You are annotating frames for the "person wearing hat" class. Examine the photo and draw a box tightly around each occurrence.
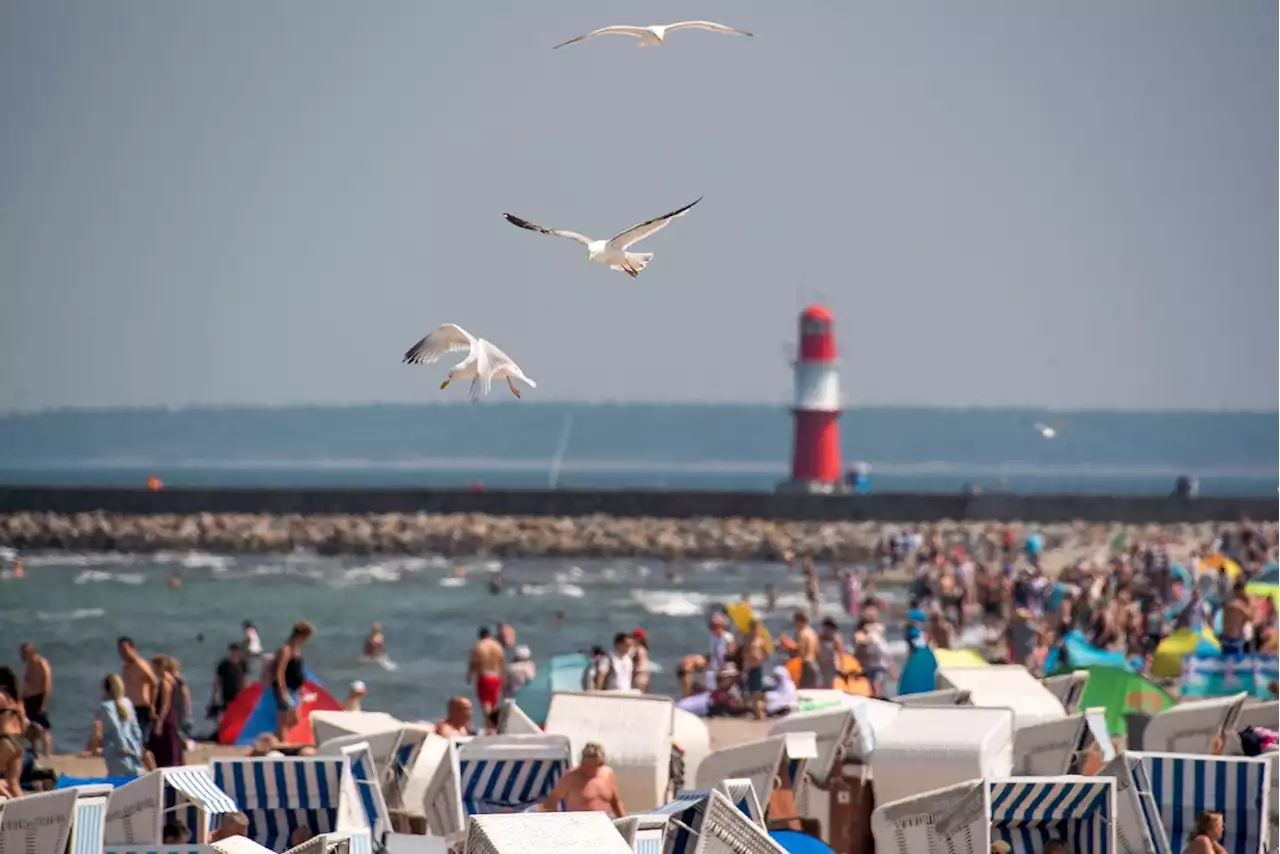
[343,680,367,712]
[539,741,626,817]
[505,645,536,698]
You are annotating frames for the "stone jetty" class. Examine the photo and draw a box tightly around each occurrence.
[0,511,1243,563]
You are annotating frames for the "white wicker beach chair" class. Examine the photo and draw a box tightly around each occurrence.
[1013,707,1115,776]
[104,765,240,845]
[693,735,791,817]
[496,701,542,736]
[0,787,80,854]
[628,788,788,854]
[462,811,634,854]
[937,664,1068,728]
[211,838,281,854]
[1139,692,1249,754]
[1224,700,1280,755]
[311,711,405,745]
[894,687,972,707]
[1043,670,1090,714]
[870,705,1016,806]
[318,724,431,813]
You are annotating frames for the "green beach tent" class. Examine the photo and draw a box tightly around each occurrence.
[1063,664,1175,736]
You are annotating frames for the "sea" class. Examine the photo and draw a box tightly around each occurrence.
[0,402,1275,748]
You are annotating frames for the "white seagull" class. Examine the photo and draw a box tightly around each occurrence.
[553,21,753,50]
[402,323,536,402]
[503,197,702,278]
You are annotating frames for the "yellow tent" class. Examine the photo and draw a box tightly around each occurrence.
[725,601,773,654]
[1152,626,1219,679]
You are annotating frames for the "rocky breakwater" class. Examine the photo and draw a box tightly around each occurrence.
[0,511,1236,564]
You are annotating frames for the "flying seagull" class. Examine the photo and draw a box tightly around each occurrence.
[402,323,536,402]
[553,21,753,50]
[503,197,702,278]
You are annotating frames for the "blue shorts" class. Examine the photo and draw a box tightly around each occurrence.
[745,666,765,693]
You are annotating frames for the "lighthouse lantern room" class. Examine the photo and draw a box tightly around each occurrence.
[781,305,847,493]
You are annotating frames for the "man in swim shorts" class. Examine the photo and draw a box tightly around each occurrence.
[19,643,52,756]
[467,627,506,733]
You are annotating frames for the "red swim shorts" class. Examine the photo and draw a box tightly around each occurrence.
[475,674,503,708]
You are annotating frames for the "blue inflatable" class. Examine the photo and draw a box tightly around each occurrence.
[1045,630,1141,674]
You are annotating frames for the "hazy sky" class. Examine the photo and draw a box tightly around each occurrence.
[1,1,1275,410]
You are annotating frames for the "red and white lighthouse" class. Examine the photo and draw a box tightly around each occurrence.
[784,305,846,493]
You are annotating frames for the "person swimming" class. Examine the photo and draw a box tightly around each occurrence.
[362,623,385,659]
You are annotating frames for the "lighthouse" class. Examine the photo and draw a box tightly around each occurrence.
[782,305,846,493]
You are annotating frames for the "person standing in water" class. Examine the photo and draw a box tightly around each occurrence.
[241,621,263,660]
[467,628,505,733]
[117,637,157,734]
[272,621,313,741]
[362,623,385,659]
[19,643,52,756]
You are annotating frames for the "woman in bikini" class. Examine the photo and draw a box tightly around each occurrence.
[273,621,314,741]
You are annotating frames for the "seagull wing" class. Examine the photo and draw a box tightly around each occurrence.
[607,197,703,250]
[553,25,652,49]
[503,214,592,246]
[663,21,754,37]
[402,323,477,365]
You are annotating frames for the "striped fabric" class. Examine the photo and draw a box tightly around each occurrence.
[1096,753,1172,854]
[987,778,1114,854]
[1136,751,1272,854]
[676,779,764,827]
[646,789,712,854]
[164,767,239,843]
[71,796,107,854]
[459,755,566,813]
[213,758,347,851]
[343,744,391,842]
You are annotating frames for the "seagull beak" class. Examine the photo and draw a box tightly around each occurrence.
[440,380,450,390]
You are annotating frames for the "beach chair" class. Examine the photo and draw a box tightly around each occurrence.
[282,831,372,854]
[319,725,430,813]
[461,810,634,854]
[670,708,711,796]
[1096,752,1173,854]
[66,783,112,854]
[1224,700,1280,755]
[496,701,542,736]
[869,705,1016,806]
[1013,707,1116,776]
[1128,750,1273,854]
[543,692,674,812]
[1134,692,1249,754]
[872,775,1117,854]
[937,664,1068,728]
[211,750,377,852]
[692,735,796,820]
[104,765,241,845]
[625,788,788,854]
[311,711,406,746]
[893,687,972,707]
[422,734,572,836]
[0,786,79,854]
[211,839,281,854]
[674,778,767,828]
[1043,670,1090,714]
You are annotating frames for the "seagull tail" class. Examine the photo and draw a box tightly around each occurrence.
[622,252,653,276]
[523,376,537,388]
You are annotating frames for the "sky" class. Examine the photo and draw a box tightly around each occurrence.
[0,1,1275,411]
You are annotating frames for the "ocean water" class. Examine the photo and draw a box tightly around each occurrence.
[0,403,1275,494]
[0,550,942,750]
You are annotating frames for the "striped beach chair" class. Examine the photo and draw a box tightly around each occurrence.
[1096,752,1173,854]
[211,839,280,854]
[105,765,240,845]
[0,786,79,854]
[1013,707,1116,776]
[676,778,766,827]
[318,723,431,813]
[628,788,788,854]
[462,810,633,854]
[423,734,572,835]
[873,775,1117,854]
[69,783,112,854]
[212,752,375,852]
[1132,750,1273,854]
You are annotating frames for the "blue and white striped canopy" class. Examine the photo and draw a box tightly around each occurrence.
[988,778,1113,854]
[1138,751,1272,854]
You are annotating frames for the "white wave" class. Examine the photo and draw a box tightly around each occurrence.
[517,582,585,599]
[23,553,141,568]
[439,577,467,587]
[630,589,711,617]
[73,569,146,585]
[37,608,106,622]
[0,547,16,561]
[330,563,404,588]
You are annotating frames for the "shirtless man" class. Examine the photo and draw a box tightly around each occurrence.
[740,621,769,719]
[435,696,474,739]
[117,636,157,733]
[19,643,52,756]
[1220,580,1253,655]
[362,623,385,659]
[467,627,506,733]
[539,741,626,816]
[788,611,822,689]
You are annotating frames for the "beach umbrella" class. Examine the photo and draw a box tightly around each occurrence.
[769,830,836,854]
[217,667,342,746]
[512,652,589,726]
[1152,627,1220,679]
[1065,664,1175,735]
[1199,553,1243,580]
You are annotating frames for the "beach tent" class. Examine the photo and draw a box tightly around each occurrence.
[1152,627,1220,679]
[543,692,674,812]
[872,776,1117,854]
[1096,753,1172,854]
[211,746,381,852]
[1042,670,1090,713]
[625,788,788,854]
[219,667,343,746]
[1012,707,1115,776]
[1181,652,1280,700]
[896,645,987,696]
[1067,664,1176,737]
[510,654,589,727]
[1130,751,1273,854]
[462,811,633,854]
[1045,630,1142,674]
[104,765,240,845]
[936,664,1067,729]
[0,786,79,854]
[421,733,572,837]
[894,687,970,707]
[1135,693,1248,755]
[869,706,1015,806]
